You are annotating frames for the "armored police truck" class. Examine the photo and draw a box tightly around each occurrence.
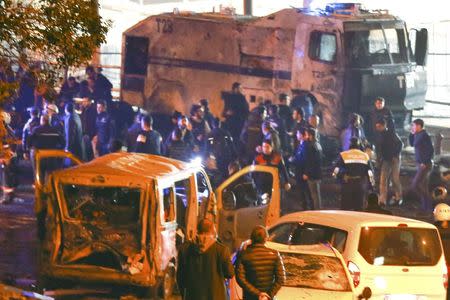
[121,3,427,137]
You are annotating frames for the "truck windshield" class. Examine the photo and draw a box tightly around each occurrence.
[62,184,141,226]
[344,22,409,67]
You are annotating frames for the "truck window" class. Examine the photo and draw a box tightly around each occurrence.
[175,179,191,229]
[124,36,149,75]
[162,187,175,223]
[62,184,141,226]
[309,31,337,63]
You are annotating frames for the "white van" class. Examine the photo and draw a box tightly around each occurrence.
[267,211,447,300]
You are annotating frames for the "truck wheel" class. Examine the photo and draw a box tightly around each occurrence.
[159,265,176,299]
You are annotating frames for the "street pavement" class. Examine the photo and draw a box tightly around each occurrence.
[1,128,449,298]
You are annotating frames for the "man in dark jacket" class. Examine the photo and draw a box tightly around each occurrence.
[79,97,97,160]
[22,106,40,159]
[375,119,403,206]
[369,97,395,141]
[134,115,162,155]
[235,225,285,300]
[177,219,234,300]
[223,82,249,142]
[303,128,323,209]
[94,100,115,156]
[333,137,375,211]
[409,118,434,211]
[64,102,84,160]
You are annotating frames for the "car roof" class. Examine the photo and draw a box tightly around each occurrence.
[275,210,436,230]
[52,152,199,181]
[267,241,342,258]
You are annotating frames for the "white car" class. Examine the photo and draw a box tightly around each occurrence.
[230,242,371,300]
[267,211,447,300]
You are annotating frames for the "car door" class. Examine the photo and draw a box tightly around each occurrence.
[216,165,280,250]
[33,149,82,263]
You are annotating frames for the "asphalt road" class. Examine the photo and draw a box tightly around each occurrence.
[2,125,450,299]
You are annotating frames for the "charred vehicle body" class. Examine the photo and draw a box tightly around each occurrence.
[34,150,281,296]
[121,3,428,138]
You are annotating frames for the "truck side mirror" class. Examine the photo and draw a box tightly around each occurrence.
[410,28,428,66]
[358,287,372,299]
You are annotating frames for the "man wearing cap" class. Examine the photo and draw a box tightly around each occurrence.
[333,137,375,210]
[177,218,234,300]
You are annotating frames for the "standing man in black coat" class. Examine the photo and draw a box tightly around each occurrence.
[133,115,162,155]
[177,219,234,300]
[93,100,115,157]
[64,102,84,160]
[409,118,434,211]
[235,225,285,300]
[223,82,249,143]
[375,119,403,206]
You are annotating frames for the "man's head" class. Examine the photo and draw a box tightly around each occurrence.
[141,115,153,130]
[171,110,182,125]
[261,139,273,155]
[199,98,209,110]
[412,118,424,134]
[81,97,92,108]
[96,100,106,114]
[278,93,289,105]
[268,104,278,117]
[85,65,96,79]
[228,160,241,176]
[349,113,362,127]
[67,76,76,88]
[306,128,317,141]
[367,192,379,207]
[375,118,387,132]
[374,97,385,110]
[190,104,204,119]
[292,107,305,121]
[250,225,268,244]
[232,82,242,94]
[197,218,216,252]
[178,115,189,129]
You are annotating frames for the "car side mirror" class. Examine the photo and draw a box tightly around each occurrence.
[358,287,372,299]
[222,189,236,210]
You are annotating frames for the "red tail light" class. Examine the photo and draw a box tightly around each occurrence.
[348,261,361,287]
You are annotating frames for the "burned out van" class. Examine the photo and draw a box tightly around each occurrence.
[33,150,281,297]
[121,3,428,138]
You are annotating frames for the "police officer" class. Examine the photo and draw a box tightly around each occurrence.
[333,137,374,211]
[93,100,115,157]
[134,115,162,155]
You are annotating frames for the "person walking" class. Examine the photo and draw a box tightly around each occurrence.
[235,225,285,300]
[375,119,403,206]
[303,128,323,209]
[134,115,162,155]
[409,118,434,211]
[177,218,234,300]
[333,137,375,211]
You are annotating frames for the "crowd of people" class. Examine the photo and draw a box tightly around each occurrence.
[0,64,436,213]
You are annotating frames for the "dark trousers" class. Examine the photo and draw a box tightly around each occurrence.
[341,178,368,211]
[411,163,432,211]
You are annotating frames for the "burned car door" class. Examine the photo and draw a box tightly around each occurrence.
[216,165,280,250]
[33,150,82,266]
